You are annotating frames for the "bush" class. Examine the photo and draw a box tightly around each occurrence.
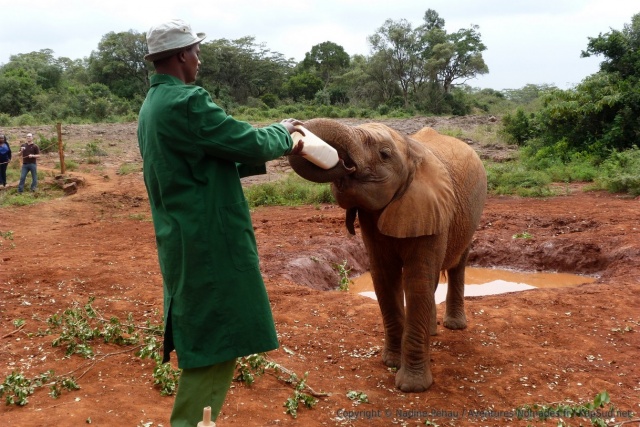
[501,108,532,145]
[246,97,268,110]
[357,108,374,118]
[84,140,108,157]
[261,94,279,108]
[544,152,600,183]
[520,138,572,168]
[595,146,640,195]
[279,105,300,115]
[313,90,331,106]
[55,160,78,171]
[36,134,60,154]
[0,113,11,126]
[377,104,391,116]
[15,114,37,126]
[485,161,553,197]
[316,105,339,118]
[387,109,410,118]
[344,107,358,118]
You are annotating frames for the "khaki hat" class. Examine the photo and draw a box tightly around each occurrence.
[144,18,206,62]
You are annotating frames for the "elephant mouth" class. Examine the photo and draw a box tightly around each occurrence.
[334,176,348,193]
[286,118,359,184]
[334,166,389,196]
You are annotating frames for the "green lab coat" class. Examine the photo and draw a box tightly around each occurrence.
[137,74,292,369]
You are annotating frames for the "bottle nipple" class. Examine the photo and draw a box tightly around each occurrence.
[197,406,216,427]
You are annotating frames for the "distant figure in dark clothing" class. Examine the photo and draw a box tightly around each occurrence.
[0,134,11,187]
[18,133,40,193]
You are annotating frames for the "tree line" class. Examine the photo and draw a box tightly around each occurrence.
[0,9,493,124]
[495,12,640,196]
[501,12,640,156]
[1,8,638,190]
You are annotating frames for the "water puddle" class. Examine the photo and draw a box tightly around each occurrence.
[349,267,597,303]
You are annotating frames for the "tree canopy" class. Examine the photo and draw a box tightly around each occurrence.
[367,9,488,108]
[0,9,495,122]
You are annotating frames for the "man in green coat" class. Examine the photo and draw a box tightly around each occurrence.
[138,19,304,427]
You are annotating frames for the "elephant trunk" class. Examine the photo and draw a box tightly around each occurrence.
[288,156,354,183]
[288,118,356,183]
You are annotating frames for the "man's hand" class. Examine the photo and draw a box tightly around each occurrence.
[280,118,305,135]
[281,118,305,155]
[289,139,304,155]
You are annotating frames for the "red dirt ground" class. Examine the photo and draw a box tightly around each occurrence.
[0,118,638,427]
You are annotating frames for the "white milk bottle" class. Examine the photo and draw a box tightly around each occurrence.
[291,126,339,169]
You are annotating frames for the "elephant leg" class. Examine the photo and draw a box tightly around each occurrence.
[444,247,469,330]
[370,255,404,369]
[395,264,439,393]
[430,281,439,336]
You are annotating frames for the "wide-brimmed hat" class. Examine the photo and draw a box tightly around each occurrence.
[144,19,206,62]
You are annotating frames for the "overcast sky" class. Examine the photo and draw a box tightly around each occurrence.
[1,0,638,91]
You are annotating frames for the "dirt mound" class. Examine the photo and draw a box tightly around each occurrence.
[0,118,638,427]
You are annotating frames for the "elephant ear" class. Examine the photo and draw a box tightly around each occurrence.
[377,146,455,238]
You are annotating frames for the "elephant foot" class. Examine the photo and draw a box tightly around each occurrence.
[443,312,467,330]
[430,320,438,336]
[395,366,433,393]
[382,348,401,369]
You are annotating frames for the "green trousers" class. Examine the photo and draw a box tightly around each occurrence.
[170,359,237,427]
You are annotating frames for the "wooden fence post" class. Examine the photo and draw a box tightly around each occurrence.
[57,123,65,174]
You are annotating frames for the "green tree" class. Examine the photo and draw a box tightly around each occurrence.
[283,71,323,102]
[301,41,350,88]
[366,9,487,111]
[0,49,67,116]
[198,37,291,105]
[529,13,640,155]
[502,84,557,105]
[88,30,149,101]
[582,13,640,79]
[0,67,41,116]
[427,25,488,93]
[2,50,64,90]
[330,54,392,108]
[419,9,488,93]
[368,18,426,108]
[58,57,92,87]
[501,108,532,145]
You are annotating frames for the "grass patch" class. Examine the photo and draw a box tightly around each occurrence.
[244,173,333,208]
[84,140,109,157]
[117,162,142,175]
[485,161,554,197]
[81,140,109,166]
[85,156,102,165]
[438,127,465,139]
[54,160,79,171]
[0,186,64,207]
[468,123,507,146]
[128,213,151,221]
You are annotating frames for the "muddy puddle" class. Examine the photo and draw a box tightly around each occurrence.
[350,267,597,303]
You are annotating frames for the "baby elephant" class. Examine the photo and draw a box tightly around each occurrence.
[289,119,487,392]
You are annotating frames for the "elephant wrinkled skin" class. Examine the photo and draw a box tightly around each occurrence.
[289,118,487,392]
